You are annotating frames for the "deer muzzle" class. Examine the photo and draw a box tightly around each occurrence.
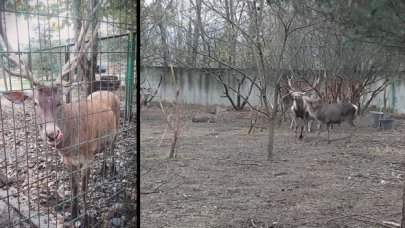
[45,127,63,146]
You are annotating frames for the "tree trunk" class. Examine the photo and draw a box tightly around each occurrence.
[72,0,82,41]
[191,0,202,67]
[267,83,279,160]
[87,0,99,95]
[267,118,275,160]
[187,18,193,65]
[402,171,405,228]
[169,130,178,158]
[158,23,169,68]
[72,0,86,97]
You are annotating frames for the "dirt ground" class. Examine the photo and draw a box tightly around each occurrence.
[141,104,405,228]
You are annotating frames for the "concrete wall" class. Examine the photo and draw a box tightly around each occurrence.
[367,73,405,113]
[142,66,405,113]
[141,66,265,106]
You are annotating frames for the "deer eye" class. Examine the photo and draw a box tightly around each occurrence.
[34,102,38,106]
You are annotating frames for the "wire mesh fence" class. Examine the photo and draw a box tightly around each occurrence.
[0,0,137,227]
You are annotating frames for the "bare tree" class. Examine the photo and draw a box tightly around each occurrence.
[290,32,396,114]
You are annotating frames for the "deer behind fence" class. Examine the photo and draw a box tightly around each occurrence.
[3,87,120,223]
[0,4,120,225]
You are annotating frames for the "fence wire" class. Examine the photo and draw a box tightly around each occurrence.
[0,1,137,227]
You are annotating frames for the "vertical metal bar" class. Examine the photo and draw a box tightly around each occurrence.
[136,0,141,225]
[23,0,33,224]
[125,32,136,120]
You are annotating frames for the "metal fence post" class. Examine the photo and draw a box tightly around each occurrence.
[125,32,136,120]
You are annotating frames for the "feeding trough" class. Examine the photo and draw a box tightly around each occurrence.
[369,111,384,128]
[379,119,394,130]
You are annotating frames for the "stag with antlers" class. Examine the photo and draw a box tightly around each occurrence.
[0,2,119,226]
[286,76,319,139]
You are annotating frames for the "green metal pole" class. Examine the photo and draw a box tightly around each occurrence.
[125,32,136,120]
[391,77,396,112]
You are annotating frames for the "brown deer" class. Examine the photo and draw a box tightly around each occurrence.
[3,87,120,222]
[0,4,118,225]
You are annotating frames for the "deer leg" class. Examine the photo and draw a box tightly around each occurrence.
[307,119,312,133]
[317,122,322,137]
[81,167,90,227]
[101,144,110,178]
[290,116,296,131]
[327,123,331,144]
[101,137,118,178]
[71,171,79,222]
[109,139,117,176]
[290,118,294,130]
[294,120,300,138]
[101,158,108,179]
[299,120,304,140]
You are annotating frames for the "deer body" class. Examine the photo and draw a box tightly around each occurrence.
[3,86,120,225]
[290,92,316,139]
[56,91,119,168]
[304,97,357,143]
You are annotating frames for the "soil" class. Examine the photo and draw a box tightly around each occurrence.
[141,104,404,228]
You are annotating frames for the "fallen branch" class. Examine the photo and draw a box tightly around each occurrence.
[141,173,176,194]
[325,213,398,228]
[228,159,263,166]
[142,166,174,194]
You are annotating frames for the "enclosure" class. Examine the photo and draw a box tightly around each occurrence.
[141,104,404,227]
[0,0,137,227]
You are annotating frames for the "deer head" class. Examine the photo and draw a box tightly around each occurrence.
[2,86,71,147]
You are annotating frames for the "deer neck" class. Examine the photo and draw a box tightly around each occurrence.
[306,103,319,119]
[56,102,85,149]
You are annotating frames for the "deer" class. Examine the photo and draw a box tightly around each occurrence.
[279,89,294,122]
[3,88,120,223]
[0,2,118,225]
[303,97,357,143]
[289,91,315,139]
[286,76,318,139]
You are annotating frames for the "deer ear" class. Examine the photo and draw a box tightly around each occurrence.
[2,91,32,104]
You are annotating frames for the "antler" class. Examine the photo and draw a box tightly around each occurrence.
[287,75,296,92]
[0,1,104,88]
[313,74,321,90]
[0,12,43,87]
